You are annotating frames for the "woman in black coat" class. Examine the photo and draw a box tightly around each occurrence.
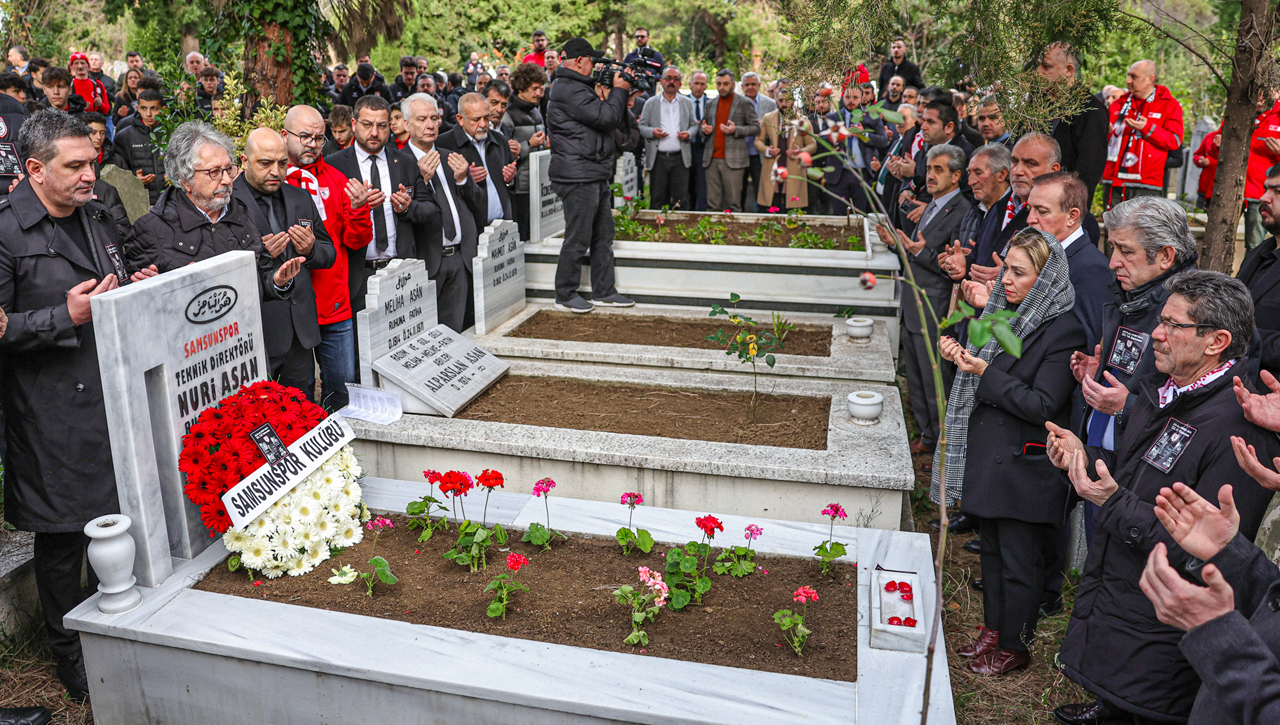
[933,228,1087,675]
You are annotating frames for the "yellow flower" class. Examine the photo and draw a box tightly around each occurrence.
[749,343,759,357]
[747,334,757,342]
[730,316,741,325]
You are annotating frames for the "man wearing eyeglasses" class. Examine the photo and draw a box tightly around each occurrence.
[1046,269,1280,725]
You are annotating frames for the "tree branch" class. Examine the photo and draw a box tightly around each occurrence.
[1143,1,1230,59]
[1121,9,1230,91]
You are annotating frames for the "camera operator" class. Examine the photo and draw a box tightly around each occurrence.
[545,37,636,313]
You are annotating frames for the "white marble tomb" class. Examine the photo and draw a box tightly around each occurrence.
[528,150,565,242]
[471,219,527,335]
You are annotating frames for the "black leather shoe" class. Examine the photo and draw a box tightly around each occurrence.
[0,707,51,725]
[1053,701,1111,725]
[971,578,984,592]
[962,538,982,554]
[1040,596,1065,618]
[928,512,978,534]
[56,651,89,703]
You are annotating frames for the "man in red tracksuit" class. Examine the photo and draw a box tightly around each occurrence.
[1245,93,1280,250]
[281,104,373,411]
[1192,127,1220,211]
[67,52,110,115]
[1101,59,1183,210]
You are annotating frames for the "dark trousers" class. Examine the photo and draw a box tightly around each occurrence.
[514,192,531,241]
[433,249,470,332]
[902,327,954,449]
[650,152,690,210]
[742,153,763,212]
[690,143,707,210]
[34,531,96,661]
[829,167,871,212]
[978,517,1059,652]
[1102,183,1160,211]
[269,335,317,403]
[551,180,618,303]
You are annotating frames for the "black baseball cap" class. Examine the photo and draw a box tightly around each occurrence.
[561,38,605,60]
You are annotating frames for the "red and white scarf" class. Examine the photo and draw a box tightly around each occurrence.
[1157,359,1235,408]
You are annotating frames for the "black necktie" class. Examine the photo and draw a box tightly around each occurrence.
[368,155,388,253]
[264,195,283,235]
[432,173,457,244]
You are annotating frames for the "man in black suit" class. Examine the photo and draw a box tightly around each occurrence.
[436,91,516,234]
[895,99,974,237]
[825,84,888,212]
[879,143,972,458]
[1039,43,1109,199]
[327,94,434,318]
[233,128,336,400]
[1237,163,1280,372]
[401,93,483,331]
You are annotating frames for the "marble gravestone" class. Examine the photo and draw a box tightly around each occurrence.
[356,258,438,387]
[472,219,526,335]
[93,251,268,588]
[613,153,639,209]
[528,150,564,242]
[99,163,151,223]
[372,324,509,417]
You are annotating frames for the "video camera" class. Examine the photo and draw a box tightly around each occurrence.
[590,47,662,94]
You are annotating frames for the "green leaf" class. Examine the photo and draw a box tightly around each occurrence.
[828,542,847,559]
[617,527,636,546]
[670,589,691,611]
[227,555,241,572]
[493,524,508,545]
[680,557,697,574]
[774,609,794,625]
[637,529,654,553]
[713,562,730,575]
[624,630,645,646]
[878,108,905,124]
[968,319,992,348]
[474,527,490,543]
[729,293,741,303]
[806,168,825,180]
[695,576,712,595]
[940,308,967,328]
[417,528,434,543]
[376,568,398,585]
[633,612,647,623]
[958,300,975,316]
[486,600,506,618]
[406,500,427,516]
[993,321,1023,358]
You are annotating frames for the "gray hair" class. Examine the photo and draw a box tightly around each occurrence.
[164,121,236,186]
[1163,270,1254,360]
[971,142,1012,178]
[661,65,681,78]
[185,51,204,63]
[1103,196,1197,264]
[401,92,438,117]
[1015,132,1062,166]
[927,143,967,174]
[742,71,760,82]
[19,109,91,165]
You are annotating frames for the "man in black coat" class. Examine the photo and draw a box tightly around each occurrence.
[880,143,971,457]
[1048,269,1280,725]
[338,63,392,108]
[402,93,480,331]
[0,110,160,704]
[388,56,418,103]
[108,89,166,204]
[233,128,336,400]
[1026,172,1111,349]
[825,84,889,212]
[1039,43,1109,198]
[327,95,434,318]
[878,38,924,96]
[1236,163,1280,372]
[436,91,516,234]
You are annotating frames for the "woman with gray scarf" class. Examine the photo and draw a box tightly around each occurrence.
[931,228,1087,676]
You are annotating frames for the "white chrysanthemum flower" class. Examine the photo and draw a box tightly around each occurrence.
[335,521,363,547]
[285,558,310,577]
[223,528,251,552]
[294,501,322,524]
[328,564,358,584]
[273,531,299,554]
[261,566,286,580]
[240,537,271,571]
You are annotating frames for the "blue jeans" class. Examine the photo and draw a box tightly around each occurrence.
[316,318,355,412]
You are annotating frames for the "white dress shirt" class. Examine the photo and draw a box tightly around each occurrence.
[1059,225,1085,251]
[471,135,504,224]
[408,142,463,247]
[358,146,397,259]
[657,95,682,153]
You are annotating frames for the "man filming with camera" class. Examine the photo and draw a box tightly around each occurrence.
[545,37,636,313]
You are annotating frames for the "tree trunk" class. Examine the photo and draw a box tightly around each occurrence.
[702,11,728,63]
[1201,0,1278,272]
[244,22,297,110]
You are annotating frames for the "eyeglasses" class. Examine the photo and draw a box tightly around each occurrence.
[357,120,391,132]
[1157,316,1215,332]
[284,128,325,146]
[192,165,239,181]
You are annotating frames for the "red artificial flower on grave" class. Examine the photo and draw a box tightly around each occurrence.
[478,469,505,489]
[695,515,724,538]
[179,381,329,536]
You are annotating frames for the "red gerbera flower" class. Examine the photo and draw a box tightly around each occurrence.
[200,502,232,534]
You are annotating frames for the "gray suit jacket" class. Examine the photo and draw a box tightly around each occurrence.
[901,191,972,335]
[639,93,698,169]
[700,93,761,170]
[745,94,777,152]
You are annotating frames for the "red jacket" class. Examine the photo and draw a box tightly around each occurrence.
[1247,100,1280,200]
[1193,128,1220,199]
[1103,84,1184,190]
[71,77,110,115]
[286,156,372,325]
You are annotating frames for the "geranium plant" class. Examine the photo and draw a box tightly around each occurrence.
[522,478,566,550]
[358,516,397,597]
[485,552,530,619]
[477,469,505,527]
[815,503,849,575]
[438,470,474,521]
[406,469,451,542]
[714,523,762,578]
[665,514,723,610]
[616,492,654,555]
[612,566,669,646]
[774,586,818,656]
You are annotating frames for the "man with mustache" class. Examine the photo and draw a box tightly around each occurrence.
[124,120,305,297]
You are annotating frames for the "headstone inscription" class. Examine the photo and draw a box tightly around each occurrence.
[472,219,526,335]
[372,324,510,417]
[93,251,268,587]
[528,150,564,242]
[99,164,151,223]
[355,258,440,416]
[613,153,639,209]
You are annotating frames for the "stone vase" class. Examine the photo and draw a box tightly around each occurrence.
[84,514,143,615]
[847,391,884,425]
[845,317,874,342]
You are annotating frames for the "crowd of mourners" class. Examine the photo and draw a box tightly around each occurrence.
[0,28,1279,725]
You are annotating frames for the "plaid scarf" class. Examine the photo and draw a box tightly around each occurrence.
[930,229,1076,506]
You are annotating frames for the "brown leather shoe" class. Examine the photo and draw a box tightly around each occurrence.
[1053,701,1111,725]
[968,648,1030,675]
[957,628,999,658]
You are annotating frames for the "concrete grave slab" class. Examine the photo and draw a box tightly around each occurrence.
[471,219,526,335]
[355,258,437,386]
[528,150,564,242]
[371,324,510,417]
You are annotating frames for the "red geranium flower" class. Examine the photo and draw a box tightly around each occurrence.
[507,552,529,572]
[424,470,443,485]
[439,471,474,497]
[695,515,724,538]
[478,469,505,489]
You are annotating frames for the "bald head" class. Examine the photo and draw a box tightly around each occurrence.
[1126,60,1157,98]
[241,127,289,195]
[283,104,325,166]
[244,127,285,158]
[456,91,490,141]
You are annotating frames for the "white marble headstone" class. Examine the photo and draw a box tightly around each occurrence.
[528,151,564,242]
[93,251,268,588]
[371,324,509,417]
[613,152,639,209]
[472,220,525,335]
[356,258,438,387]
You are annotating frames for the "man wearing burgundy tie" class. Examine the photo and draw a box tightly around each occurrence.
[403,93,483,332]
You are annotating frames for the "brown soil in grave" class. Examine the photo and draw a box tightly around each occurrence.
[196,518,857,682]
[633,219,864,251]
[507,310,833,357]
[457,376,830,450]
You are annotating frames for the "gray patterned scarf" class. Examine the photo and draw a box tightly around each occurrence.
[930,229,1076,506]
